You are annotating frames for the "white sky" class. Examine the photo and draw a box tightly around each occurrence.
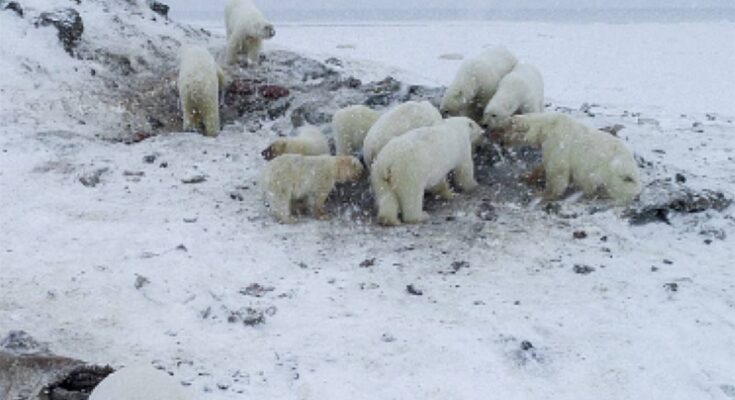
[173,0,734,12]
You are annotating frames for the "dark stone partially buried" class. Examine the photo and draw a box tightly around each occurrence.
[4,1,23,17]
[36,9,84,55]
[148,1,169,18]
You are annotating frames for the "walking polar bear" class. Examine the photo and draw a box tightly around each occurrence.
[262,154,364,224]
[501,113,641,205]
[371,117,483,226]
[362,101,442,168]
[261,125,329,160]
[178,45,225,137]
[481,63,544,130]
[332,105,381,156]
[225,0,275,65]
[440,47,518,122]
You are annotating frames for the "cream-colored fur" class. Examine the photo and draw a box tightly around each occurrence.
[362,101,442,168]
[178,45,224,137]
[371,117,483,226]
[482,63,544,130]
[261,125,330,160]
[505,113,641,205]
[439,47,518,122]
[225,0,275,65]
[262,154,364,223]
[332,105,380,156]
[89,366,191,400]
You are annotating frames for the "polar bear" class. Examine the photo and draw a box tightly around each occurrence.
[261,125,330,160]
[225,0,275,65]
[481,63,544,130]
[440,47,518,122]
[178,45,225,137]
[332,105,381,156]
[89,365,191,400]
[501,113,641,205]
[262,154,364,223]
[371,117,483,226]
[362,101,442,168]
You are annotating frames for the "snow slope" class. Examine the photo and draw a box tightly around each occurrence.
[2,3,735,400]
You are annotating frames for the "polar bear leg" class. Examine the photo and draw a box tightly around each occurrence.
[225,37,241,65]
[452,158,478,191]
[181,97,198,132]
[397,183,429,224]
[543,163,570,200]
[372,173,401,226]
[270,195,296,224]
[246,38,262,65]
[308,189,330,220]
[202,104,220,137]
[430,179,454,200]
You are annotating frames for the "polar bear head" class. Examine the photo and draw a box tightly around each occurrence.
[335,156,365,183]
[443,117,484,148]
[261,139,288,160]
[440,85,473,118]
[480,104,512,131]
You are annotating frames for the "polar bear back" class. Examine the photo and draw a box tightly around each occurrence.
[373,117,477,189]
[225,0,266,38]
[332,105,380,155]
[178,45,219,97]
[89,366,191,400]
[362,101,442,168]
[262,154,339,199]
[440,47,518,120]
[482,63,545,128]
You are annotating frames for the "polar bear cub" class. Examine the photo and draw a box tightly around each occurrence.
[261,125,330,160]
[178,45,225,137]
[262,154,364,224]
[440,47,518,122]
[225,0,275,65]
[89,365,191,400]
[481,63,544,130]
[371,117,483,226]
[362,101,442,168]
[332,105,381,156]
[503,113,641,205]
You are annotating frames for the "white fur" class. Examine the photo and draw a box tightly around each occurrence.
[506,113,641,205]
[89,366,191,400]
[262,125,329,160]
[177,45,224,137]
[482,63,544,129]
[440,47,518,122]
[371,117,483,226]
[225,0,275,65]
[362,101,442,168]
[262,154,364,223]
[332,105,380,156]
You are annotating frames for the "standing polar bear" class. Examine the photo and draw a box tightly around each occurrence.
[89,365,191,400]
[332,105,381,156]
[362,101,442,168]
[262,154,364,224]
[501,113,641,205]
[481,63,544,130]
[178,45,225,137]
[371,117,483,226]
[440,47,518,122]
[225,0,275,65]
[261,125,330,160]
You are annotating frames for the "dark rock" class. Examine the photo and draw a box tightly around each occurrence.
[36,9,84,55]
[134,275,150,289]
[359,258,376,268]
[341,76,362,89]
[239,283,275,298]
[520,341,534,351]
[324,57,343,67]
[290,101,331,127]
[229,192,244,201]
[4,1,23,17]
[626,187,731,225]
[573,264,595,275]
[600,124,625,136]
[79,168,109,188]
[675,173,686,183]
[1,331,50,355]
[663,282,678,292]
[406,284,423,296]
[476,202,497,221]
[258,85,290,100]
[573,230,588,239]
[148,1,169,18]
[146,115,165,130]
[181,175,206,184]
[142,154,157,164]
[267,97,291,120]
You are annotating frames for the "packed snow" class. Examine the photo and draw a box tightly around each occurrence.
[1,1,734,399]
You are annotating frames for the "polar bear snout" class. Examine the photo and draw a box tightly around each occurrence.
[262,24,275,39]
[261,141,285,160]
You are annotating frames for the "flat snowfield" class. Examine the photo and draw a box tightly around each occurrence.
[2,17,735,400]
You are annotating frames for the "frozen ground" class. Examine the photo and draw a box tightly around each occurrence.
[2,3,735,399]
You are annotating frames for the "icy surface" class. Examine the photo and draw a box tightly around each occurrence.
[1,2,735,399]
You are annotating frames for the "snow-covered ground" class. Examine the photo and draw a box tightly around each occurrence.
[2,3,735,399]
